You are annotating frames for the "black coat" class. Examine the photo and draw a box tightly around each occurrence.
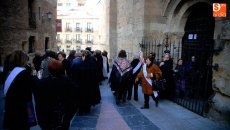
[131,59,142,79]
[3,70,35,129]
[109,64,132,92]
[78,57,101,107]
[34,75,78,129]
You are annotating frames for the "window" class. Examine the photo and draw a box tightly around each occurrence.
[76,23,81,32]
[76,23,80,28]
[66,23,71,32]
[76,34,81,43]
[38,7,41,20]
[66,23,71,29]
[87,34,91,41]
[188,34,197,40]
[87,22,91,28]
[66,3,71,6]
[21,41,27,52]
[86,22,93,32]
[45,37,49,51]
[28,36,35,53]
[58,3,63,6]
[76,34,81,40]
[66,34,71,41]
[57,34,61,40]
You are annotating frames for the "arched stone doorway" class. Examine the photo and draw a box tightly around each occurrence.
[176,2,215,115]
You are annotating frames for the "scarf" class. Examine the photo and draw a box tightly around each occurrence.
[114,58,132,76]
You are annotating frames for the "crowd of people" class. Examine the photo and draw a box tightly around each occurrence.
[108,49,200,109]
[1,48,199,129]
[1,48,108,130]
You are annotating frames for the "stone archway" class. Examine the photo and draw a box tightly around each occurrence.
[182,2,214,99]
[164,1,215,116]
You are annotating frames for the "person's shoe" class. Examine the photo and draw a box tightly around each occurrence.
[140,106,149,109]
[116,100,120,105]
[155,100,159,107]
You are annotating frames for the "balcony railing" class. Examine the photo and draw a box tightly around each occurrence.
[75,39,82,43]
[65,28,72,32]
[76,27,82,32]
[85,39,93,44]
[85,28,93,33]
[65,39,72,44]
[57,39,62,43]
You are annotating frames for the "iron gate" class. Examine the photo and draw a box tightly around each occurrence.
[140,37,213,116]
[140,3,215,116]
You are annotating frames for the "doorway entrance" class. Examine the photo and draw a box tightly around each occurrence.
[176,3,215,116]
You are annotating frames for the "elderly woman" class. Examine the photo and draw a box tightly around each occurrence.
[3,50,36,130]
[127,52,142,101]
[135,55,162,109]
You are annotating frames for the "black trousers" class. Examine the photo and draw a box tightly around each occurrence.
[127,80,139,100]
[143,94,158,107]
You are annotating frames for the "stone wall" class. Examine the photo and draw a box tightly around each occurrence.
[0,0,57,64]
[112,0,145,60]
[209,16,230,124]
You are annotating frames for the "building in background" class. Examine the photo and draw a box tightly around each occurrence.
[0,0,57,64]
[56,0,104,55]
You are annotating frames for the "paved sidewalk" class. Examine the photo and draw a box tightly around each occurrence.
[68,79,230,130]
[95,102,130,130]
[19,79,230,130]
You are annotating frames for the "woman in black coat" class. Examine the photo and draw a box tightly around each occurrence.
[34,59,78,130]
[3,50,36,130]
[127,53,142,101]
[109,50,132,104]
[77,50,101,113]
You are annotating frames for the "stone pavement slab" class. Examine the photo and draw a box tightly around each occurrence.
[96,102,130,130]
[2,79,230,130]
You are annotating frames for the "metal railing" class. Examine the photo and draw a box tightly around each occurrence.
[140,37,213,116]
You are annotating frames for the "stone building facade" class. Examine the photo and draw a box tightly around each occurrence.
[0,0,57,64]
[102,0,230,125]
[57,0,104,55]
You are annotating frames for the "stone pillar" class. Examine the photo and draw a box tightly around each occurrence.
[208,17,230,125]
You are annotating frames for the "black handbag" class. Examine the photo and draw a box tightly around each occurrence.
[152,79,166,91]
